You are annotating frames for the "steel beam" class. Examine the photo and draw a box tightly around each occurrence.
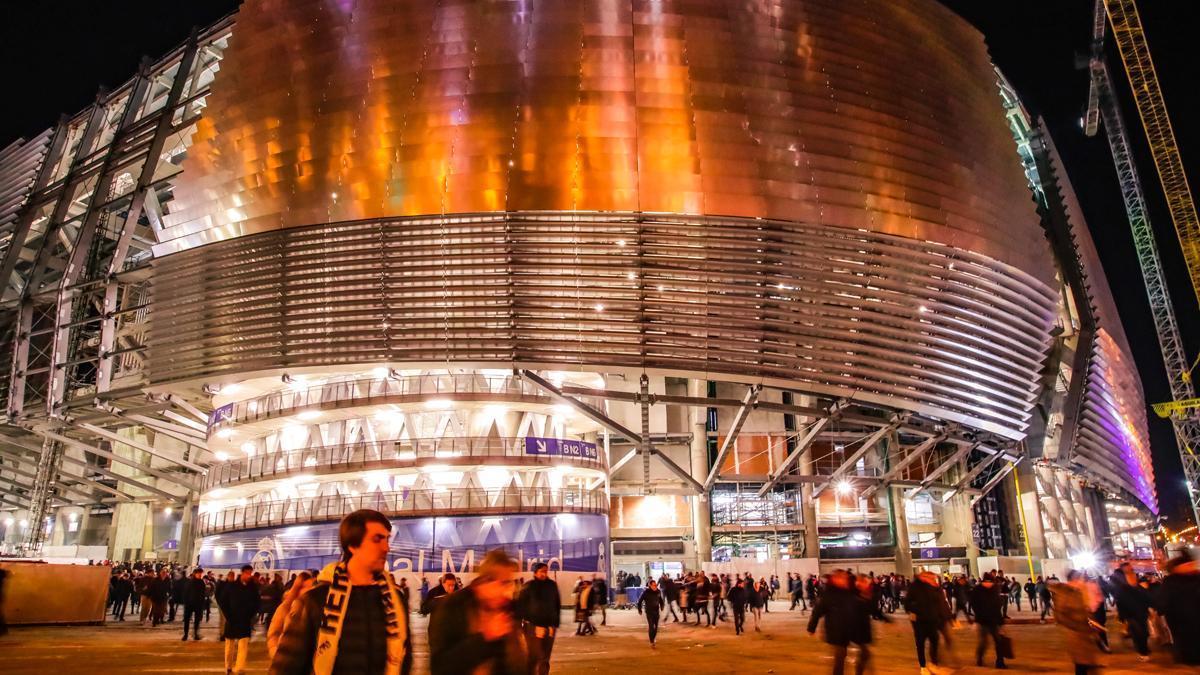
[704,384,761,489]
[37,430,197,492]
[906,441,981,498]
[0,454,99,502]
[520,370,702,492]
[757,403,842,497]
[0,438,137,501]
[165,394,211,425]
[970,458,1023,507]
[813,414,907,498]
[861,430,950,499]
[76,422,206,473]
[941,448,1010,502]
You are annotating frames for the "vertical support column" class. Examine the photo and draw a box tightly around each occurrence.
[891,485,914,576]
[639,374,651,491]
[23,437,62,552]
[799,447,819,560]
[179,493,196,565]
[688,379,711,565]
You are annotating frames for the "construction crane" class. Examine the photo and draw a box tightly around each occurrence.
[1085,0,1200,527]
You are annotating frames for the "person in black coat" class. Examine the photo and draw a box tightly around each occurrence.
[970,573,1007,669]
[728,578,749,635]
[110,573,134,621]
[420,573,457,616]
[217,565,261,675]
[637,579,666,646]
[170,571,187,622]
[660,575,681,622]
[807,570,872,675]
[517,563,561,675]
[149,570,171,626]
[905,571,952,672]
[1159,554,1200,665]
[1111,563,1152,659]
[181,567,209,641]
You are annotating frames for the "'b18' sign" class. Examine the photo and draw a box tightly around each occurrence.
[524,437,599,460]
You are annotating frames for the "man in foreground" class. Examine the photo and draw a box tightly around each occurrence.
[518,562,561,675]
[269,509,411,675]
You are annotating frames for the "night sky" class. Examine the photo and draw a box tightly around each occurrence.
[2,1,1198,527]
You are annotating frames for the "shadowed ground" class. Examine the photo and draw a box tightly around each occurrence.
[1,601,1192,673]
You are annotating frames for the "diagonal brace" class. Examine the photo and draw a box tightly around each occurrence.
[813,414,907,498]
[704,384,761,489]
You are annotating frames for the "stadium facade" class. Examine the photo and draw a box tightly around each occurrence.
[0,0,1157,577]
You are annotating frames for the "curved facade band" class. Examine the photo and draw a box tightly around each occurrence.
[149,211,1056,439]
[157,0,1053,291]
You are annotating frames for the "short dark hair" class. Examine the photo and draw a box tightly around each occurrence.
[532,562,548,573]
[240,564,254,572]
[339,509,393,561]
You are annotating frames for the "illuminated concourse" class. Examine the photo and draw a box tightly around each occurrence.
[0,0,1179,659]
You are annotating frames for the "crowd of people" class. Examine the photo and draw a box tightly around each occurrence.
[77,518,1200,675]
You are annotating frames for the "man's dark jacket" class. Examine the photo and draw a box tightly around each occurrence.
[182,577,209,609]
[807,584,870,647]
[517,577,561,628]
[217,579,261,639]
[969,582,1005,626]
[268,581,413,675]
[428,583,525,675]
[904,579,950,626]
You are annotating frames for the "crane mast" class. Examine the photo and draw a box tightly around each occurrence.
[1087,0,1200,527]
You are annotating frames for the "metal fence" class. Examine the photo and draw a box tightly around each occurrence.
[196,486,608,537]
[201,437,607,491]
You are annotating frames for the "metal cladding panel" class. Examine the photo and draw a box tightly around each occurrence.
[156,0,1053,288]
[1038,130,1156,514]
[148,211,1057,439]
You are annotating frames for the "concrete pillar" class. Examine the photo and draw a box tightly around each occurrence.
[688,380,712,565]
[891,486,913,577]
[799,449,820,560]
[179,494,197,565]
[111,501,149,561]
[942,493,979,575]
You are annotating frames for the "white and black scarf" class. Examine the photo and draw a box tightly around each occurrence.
[313,561,407,675]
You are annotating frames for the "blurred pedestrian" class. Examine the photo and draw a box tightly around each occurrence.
[905,570,952,675]
[807,569,872,675]
[266,570,312,660]
[428,548,525,675]
[729,577,749,635]
[970,572,1008,669]
[421,573,457,617]
[1051,571,1106,675]
[218,565,261,675]
[1111,562,1151,661]
[1159,554,1200,665]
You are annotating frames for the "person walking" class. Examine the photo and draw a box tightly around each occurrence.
[591,575,608,627]
[729,577,749,635]
[1051,571,1106,675]
[807,569,872,675]
[1038,577,1053,622]
[661,575,681,623]
[181,567,209,641]
[970,572,1008,669]
[260,572,284,625]
[136,572,154,624]
[150,569,171,626]
[637,578,666,647]
[269,509,411,675]
[518,562,561,675]
[573,579,598,635]
[748,577,765,632]
[693,574,711,626]
[1024,578,1036,612]
[1158,553,1200,665]
[170,570,187,622]
[111,572,133,621]
[420,572,458,617]
[218,565,261,675]
[1111,562,1151,661]
[905,570,952,675]
[266,571,313,660]
[428,548,526,675]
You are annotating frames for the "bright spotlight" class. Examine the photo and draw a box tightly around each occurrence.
[214,451,230,462]
[1071,550,1098,570]
[835,480,854,496]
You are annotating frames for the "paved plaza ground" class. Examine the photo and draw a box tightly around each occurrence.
[1,601,1194,673]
